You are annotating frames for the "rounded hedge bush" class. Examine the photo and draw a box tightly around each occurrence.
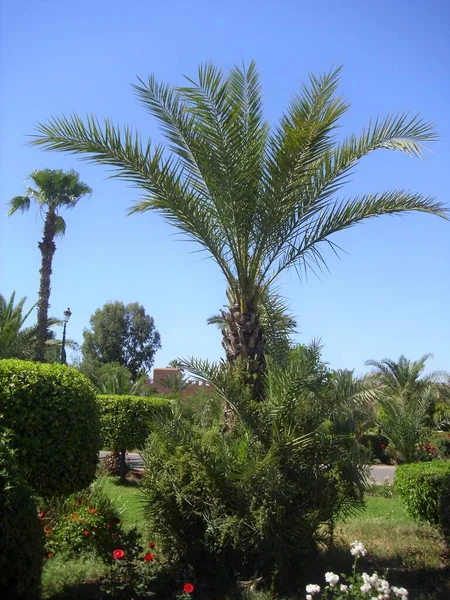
[0,429,44,599]
[98,394,171,452]
[98,394,171,482]
[395,461,450,538]
[0,360,100,497]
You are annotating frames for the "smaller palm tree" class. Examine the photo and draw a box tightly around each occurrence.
[0,292,37,359]
[365,354,448,462]
[8,169,92,361]
[0,292,60,360]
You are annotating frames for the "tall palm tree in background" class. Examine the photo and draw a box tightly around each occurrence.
[30,63,447,393]
[8,169,92,361]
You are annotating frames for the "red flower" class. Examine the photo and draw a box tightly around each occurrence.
[144,553,154,562]
[106,523,111,529]
[39,511,46,519]
[381,444,386,449]
[44,529,52,535]
[89,508,97,515]
[183,583,194,594]
[113,549,125,560]
[149,542,155,548]
[83,530,90,536]
[46,552,54,559]
[113,517,121,524]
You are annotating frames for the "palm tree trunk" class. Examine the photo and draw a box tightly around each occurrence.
[35,208,57,362]
[221,299,266,399]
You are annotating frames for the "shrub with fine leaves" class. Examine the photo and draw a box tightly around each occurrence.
[141,345,370,594]
[0,359,100,497]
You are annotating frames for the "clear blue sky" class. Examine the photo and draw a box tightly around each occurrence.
[1,0,449,374]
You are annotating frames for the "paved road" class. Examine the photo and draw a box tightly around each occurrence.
[369,464,396,484]
[100,452,396,484]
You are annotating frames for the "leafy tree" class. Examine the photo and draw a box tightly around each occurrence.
[8,169,92,361]
[365,354,448,462]
[0,292,61,361]
[81,301,161,379]
[31,63,447,395]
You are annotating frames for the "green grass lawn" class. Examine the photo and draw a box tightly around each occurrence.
[98,475,147,537]
[333,492,450,599]
[42,477,450,600]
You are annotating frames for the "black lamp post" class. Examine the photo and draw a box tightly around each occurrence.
[60,307,72,364]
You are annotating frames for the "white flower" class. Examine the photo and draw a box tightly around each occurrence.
[350,541,368,557]
[362,572,371,584]
[392,586,408,598]
[340,584,349,593]
[305,584,321,595]
[306,595,312,600]
[325,572,340,587]
[377,578,390,594]
[369,573,379,586]
[361,583,372,594]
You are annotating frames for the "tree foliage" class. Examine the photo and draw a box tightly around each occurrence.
[365,354,448,463]
[30,62,447,391]
[81,361,154,396]
[81,301,161,379]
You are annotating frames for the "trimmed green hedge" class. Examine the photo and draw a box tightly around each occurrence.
[0,360,100,497]
[395,461,450,538]
[0,429,44,599]
[98,394,171,451]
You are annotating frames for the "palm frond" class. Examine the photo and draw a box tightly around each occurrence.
[7,195,31,216]
[262,190,447,287]
[55,215,67,236]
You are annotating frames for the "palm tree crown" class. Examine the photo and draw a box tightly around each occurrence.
[29,63,447,388]
[8,169,92,361]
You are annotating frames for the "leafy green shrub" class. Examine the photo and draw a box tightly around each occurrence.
[0,359,100,497]
[395,461,450,538]
[98,394,170,451]
[98,394,171,481]
[0,428,44,599]
[141,348,370,595]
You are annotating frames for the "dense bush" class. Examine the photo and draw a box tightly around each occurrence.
[98,394,171,482]
[395,461,450,538]
[98,394,170,452]
[141,347,370,595]
[0,429,44,599]
[0,359,100,497]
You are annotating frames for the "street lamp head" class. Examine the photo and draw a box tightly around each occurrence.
[63,308,72,323]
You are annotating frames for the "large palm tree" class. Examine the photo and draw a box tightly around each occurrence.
[29,64,447,390]
[8,169,91,361]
